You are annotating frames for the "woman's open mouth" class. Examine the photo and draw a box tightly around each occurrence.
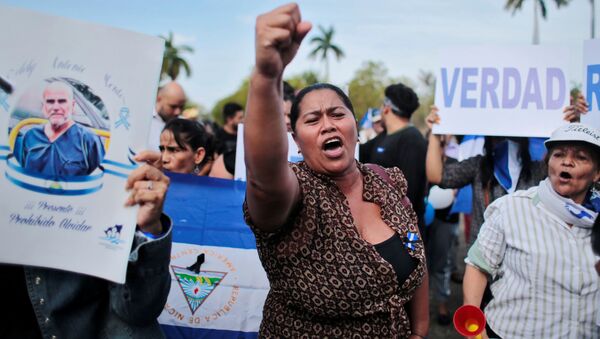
[322,137,344,158]
[559,171,572,179]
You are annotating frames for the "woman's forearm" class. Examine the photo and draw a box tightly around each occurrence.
[463,264,488,307]
[426,133,444,184]
[407,271,429,337]
[244,72,289,183]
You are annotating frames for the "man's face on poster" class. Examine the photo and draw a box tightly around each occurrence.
[42,83,75,129]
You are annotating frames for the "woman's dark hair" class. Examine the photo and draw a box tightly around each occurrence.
[480,136,532,188]
[289,83,354,132]
[384,83,420,119]
[162,119,213,166]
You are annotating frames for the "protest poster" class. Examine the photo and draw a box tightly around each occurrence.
[0,6,164,283]
[433,45,573,137]
[583,39,600,129]
[159,173,268,338]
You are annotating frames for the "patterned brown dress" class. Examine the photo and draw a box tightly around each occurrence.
[244,161,426,338]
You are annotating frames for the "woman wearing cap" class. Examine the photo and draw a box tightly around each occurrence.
[243,3,429,338]
[462,123,600,338]
[425,95,588,248]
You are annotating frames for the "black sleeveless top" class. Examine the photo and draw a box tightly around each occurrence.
[374,233,418,285]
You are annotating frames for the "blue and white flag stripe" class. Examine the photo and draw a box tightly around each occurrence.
[159,173,268,339]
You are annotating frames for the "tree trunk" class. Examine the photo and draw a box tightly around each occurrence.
[325,56,330,82]
[592,0,596,39]
[533,0,540,44]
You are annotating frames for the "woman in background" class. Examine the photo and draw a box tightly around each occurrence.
[159,118,213,175]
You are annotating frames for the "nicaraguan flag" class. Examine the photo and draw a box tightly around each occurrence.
[159,173,268,339]
[359,108,380,130]
[492,140,522,194]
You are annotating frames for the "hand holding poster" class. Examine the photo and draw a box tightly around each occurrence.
[583,39,600,129]
[433,45,573,137]
[0,6,164,283]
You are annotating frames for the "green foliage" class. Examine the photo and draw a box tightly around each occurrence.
[347,61,392,122]
[210,77,250,124]
[285,70,322,90]
[411,70,436,131]
[160,31,194,80]
[309,25,344,81]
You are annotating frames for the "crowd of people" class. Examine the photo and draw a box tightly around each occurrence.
[2,2,599,339]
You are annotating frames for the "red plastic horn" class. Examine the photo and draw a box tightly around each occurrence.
[453,305,486,338]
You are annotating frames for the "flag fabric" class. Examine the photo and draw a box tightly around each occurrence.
[492,140,522,194]
[359,108,380,129]
[158,173,268,339]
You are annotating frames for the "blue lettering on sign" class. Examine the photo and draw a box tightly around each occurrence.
[480,67,500,108]
[460,67,478,108]
[587,64,600,112]
[440,67,566,110]
[441,68,460,107]
[502,67,521,109]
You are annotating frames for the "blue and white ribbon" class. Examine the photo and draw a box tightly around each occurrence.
[405,232,420,250]
[115,107,131,130]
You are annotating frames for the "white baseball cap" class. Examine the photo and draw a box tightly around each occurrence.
[544,123,600,152]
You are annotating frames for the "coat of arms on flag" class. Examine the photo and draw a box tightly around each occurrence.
[171,266,227,315]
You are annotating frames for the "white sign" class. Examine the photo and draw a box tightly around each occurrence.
[433,45,573,137]
[583,39,600,129]
[233,124,360,181]
[0,6,164,283]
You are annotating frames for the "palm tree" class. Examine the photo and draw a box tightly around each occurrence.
[308,25,344,81]
[159,31,194,80]
[505,0,571,44]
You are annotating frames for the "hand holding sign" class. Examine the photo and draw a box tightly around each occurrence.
[563,93,589,123]
[125,155,170,236]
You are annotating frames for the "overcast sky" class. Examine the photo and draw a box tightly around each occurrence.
[1,0,593,108]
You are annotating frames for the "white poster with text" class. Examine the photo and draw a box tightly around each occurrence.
[583,39,600,129]
[0,6,164,283]
[433,45,573,137]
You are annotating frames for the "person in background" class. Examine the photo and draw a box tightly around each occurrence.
[425,134,460,326]
[360,83,427,236]
[215,102,243,155]
[148,82,186,151]
[160,118,212,176]
[243,4,428,337]
[425,95,588,246]
[463,123,600,338]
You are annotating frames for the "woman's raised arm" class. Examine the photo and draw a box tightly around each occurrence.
[244,3,311,231]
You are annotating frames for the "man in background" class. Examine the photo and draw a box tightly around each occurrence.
[360,83,427,235]
[215,102,243,155]
[148,81,186,150]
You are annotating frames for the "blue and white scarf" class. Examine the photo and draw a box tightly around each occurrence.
[537,178,599,228]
